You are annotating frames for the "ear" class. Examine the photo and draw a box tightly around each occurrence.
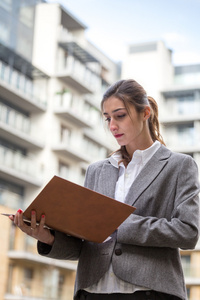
[143,106,151,120]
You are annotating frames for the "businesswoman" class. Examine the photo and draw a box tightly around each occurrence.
[12,79,200,300]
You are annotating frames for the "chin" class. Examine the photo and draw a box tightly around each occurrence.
[118,142,126,146]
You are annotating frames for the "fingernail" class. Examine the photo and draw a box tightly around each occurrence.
[17,209,23,214]
[31,210,35,215]
[42,214,45,218]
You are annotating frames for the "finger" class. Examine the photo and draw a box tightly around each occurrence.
[14,209,23,227]
[39,214,46,228]
[31,210,37,229]
[9,214,14,221]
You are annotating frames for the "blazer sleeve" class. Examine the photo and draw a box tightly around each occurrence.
[38,230,83,260]
[117,155,200,250]
[37,160,105,259]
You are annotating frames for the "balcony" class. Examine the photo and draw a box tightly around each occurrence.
[52,129,91,163]
[164,143,200,154]
[194,238,200,251]
[57,57,100,94]
[0,188,24,210]
[7,250,77,270]
[83,136,109,162]
[182,264,200,285]
[160,100,200,125]
[60,6,86,31]
[54,93,93,128]
[84,127,116,152]
[161,114,200,125]
[5,259,76,300]
[162,124,200,153]
[0,145,42,187]
[0,60,47,112]
[0,103,44,150]
[53,142,90,163]
[162,85,200,96]
[57,39,101,94]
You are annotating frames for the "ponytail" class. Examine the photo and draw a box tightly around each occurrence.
[148,96,165,145]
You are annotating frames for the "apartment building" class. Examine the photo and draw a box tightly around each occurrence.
[0,1,118,299]
[160,64,200,300]
[122,40,200,300]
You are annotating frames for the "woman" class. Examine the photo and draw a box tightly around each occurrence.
[12,79,200,300]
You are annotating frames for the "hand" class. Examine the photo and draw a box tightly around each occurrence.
[9,209,55,246]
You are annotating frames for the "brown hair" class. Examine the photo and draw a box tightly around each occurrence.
[101,79,165,163]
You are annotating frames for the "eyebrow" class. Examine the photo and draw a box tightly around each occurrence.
[103,108,126,115]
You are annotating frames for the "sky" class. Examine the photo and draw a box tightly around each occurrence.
[47,0,200,66]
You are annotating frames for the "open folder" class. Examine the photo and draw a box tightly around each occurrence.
[23,176,136,243]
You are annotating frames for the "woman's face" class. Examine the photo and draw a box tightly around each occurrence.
[103,96,152,154]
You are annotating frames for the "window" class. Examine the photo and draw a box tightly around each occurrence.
[23,267,34,295]
[24,268,34,280]
[177,123,194,146]
[181,255,191,277]
[79,168,86,184]
[64,51,69,68]
[59,162,69,179]
[19,6,34,28]
[186,287,190,300]
[0,0,11,11]
[0,19,10,43]
[58,274,65,298]
[60,125,71,143]
[0,179,24,210]
[6,264,14,293]
[84,102,101,125]
[24,235,37,252]
[177,94,195,115]
[9,223,17,250]
[83,136,107,159]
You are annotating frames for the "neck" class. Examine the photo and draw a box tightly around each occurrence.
[126,137,154,158]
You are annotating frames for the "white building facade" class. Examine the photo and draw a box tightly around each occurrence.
[0,1,118,299]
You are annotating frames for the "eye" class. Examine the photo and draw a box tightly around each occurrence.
[105,117,111,122]
[117,114,126,119]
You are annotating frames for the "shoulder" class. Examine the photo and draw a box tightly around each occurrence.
[159,144,198,170]
[87,158,110,171]
[84,158,112,189]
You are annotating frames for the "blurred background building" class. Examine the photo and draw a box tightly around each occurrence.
[0,1,118,299]
[0,1,199,300]
[122,40,200,300]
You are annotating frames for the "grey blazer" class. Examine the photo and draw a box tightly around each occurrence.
[38,145,200,300]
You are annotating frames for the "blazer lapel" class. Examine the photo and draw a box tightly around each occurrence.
[96,161,119,199]
[124,145,172,207]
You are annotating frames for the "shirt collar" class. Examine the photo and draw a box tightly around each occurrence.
[109,140,161,169]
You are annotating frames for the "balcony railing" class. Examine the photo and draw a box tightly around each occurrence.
[53,139,90,163]
[0,102,31,133]
[182,263,200,279]
[57,56,101,94]
[0,188,24,210]
[162,127,200,152]
[0,60,46,109]
[0,102,45,149]
[6,275,75,300]
[54,93,98,128]
[0,145,42,180]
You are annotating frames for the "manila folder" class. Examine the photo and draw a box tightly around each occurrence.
[23,176,136,243]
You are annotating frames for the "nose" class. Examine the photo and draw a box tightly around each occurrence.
[109,118,118,132]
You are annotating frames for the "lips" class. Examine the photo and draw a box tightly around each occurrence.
[114,134,124,139]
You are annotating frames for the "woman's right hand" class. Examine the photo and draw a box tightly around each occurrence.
[9,209,55,246]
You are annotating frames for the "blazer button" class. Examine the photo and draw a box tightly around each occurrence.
[115,249,122,256]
